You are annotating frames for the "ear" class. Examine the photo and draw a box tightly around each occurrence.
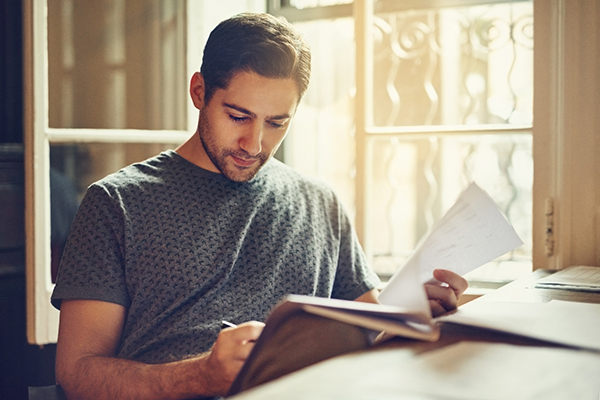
[189,72,205,110]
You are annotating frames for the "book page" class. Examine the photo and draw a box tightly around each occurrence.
[438,300,600,351]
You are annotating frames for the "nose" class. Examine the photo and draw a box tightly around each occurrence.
[238,122,263,156]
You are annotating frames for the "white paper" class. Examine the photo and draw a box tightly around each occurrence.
[379,182,523,307]
[377,248,433,317]
[535,265,600,291]
[439,300,600,351]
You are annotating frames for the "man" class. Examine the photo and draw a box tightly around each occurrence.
[52,13,467,400]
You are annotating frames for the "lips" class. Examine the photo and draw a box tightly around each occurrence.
[230,154,258,167]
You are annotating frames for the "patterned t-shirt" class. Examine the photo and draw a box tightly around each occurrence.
[51,150,380,364]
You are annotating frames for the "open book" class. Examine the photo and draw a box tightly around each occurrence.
[263,182,523,342]
[227,184,524,395]
[264,294,440,343]
[227,293,440,395]
[247,183,522,346]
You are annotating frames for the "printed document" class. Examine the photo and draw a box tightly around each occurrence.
[379,182,523,309]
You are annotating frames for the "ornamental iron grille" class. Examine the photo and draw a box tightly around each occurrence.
[275,1,533,277]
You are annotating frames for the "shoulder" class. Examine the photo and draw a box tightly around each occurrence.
[260,160,349,222]
[98,151,177,188]
[260,159,343,208]
[90,150,196,198]
[74,151,183,214]
[263,159,336,195]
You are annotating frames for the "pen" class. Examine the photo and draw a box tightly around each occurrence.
[221,320,238,329]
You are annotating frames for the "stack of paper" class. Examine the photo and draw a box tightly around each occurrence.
[535,265,600,292]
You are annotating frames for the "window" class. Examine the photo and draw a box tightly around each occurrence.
[25,0,600,344]
[46,0,188,284]
[24,0,266,345]
[272,0,533,284]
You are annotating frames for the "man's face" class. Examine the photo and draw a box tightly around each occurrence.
[196,71,299,182]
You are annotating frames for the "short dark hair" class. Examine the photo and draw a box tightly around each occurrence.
[200,13,311,103]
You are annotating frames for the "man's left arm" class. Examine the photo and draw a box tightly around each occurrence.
[354,269,468,317]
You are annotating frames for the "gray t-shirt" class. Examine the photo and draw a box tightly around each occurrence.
[52,150,380,363]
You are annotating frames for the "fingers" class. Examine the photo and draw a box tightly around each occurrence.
[425,269,469,317]
[213,321,265,360]
[205,321,265,394]
[216,321,265,361]
[221,321,265,342]
[429,299,449,318]
[425,284,458,316]
[432,269,469,297]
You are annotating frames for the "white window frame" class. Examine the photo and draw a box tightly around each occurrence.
[23,0,266,345]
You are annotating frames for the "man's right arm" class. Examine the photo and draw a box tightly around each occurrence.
[55,299,263,400]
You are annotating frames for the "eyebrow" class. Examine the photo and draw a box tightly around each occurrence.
[223,102,291,121]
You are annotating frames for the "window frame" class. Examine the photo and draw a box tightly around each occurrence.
[24,0,194,345]
[23,0,267,345]
[272,0,534,263]
[355,0,533,265]
[273,0,600,275]
[23,0,600,345]
[532,0,600,271]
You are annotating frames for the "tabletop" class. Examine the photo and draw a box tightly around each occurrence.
[228,269,600,400]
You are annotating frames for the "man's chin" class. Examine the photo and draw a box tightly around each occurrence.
[221,165,261,183]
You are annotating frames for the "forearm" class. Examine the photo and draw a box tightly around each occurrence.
[57,352,224,400]
[55,301,263,400]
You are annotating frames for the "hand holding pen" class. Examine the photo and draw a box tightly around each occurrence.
[221,320,238,329]
[205,320,264,395]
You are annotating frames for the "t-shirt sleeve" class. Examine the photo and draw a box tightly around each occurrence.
[51,184,130,310]
[330,198,381,300]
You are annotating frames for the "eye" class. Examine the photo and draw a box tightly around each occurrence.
[268,119,289,129]
[268,121,284,129]
[229,115,248,123]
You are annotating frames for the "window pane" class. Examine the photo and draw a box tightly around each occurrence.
[49,142,179,281]
[368,134,532,277]
[283,1,533,281]
[285,17,357,214]
[372,1,533,127]
[48,0,187,130]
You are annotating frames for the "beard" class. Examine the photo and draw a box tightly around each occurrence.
[197,110,269,183]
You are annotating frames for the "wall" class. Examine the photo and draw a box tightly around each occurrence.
[0,1,57,399]
[533,0,600,270]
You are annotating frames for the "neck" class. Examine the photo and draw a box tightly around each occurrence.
[175,132,218,173]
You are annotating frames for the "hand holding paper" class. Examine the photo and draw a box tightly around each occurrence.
[425,269,469,317]
[379,182,523,309]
